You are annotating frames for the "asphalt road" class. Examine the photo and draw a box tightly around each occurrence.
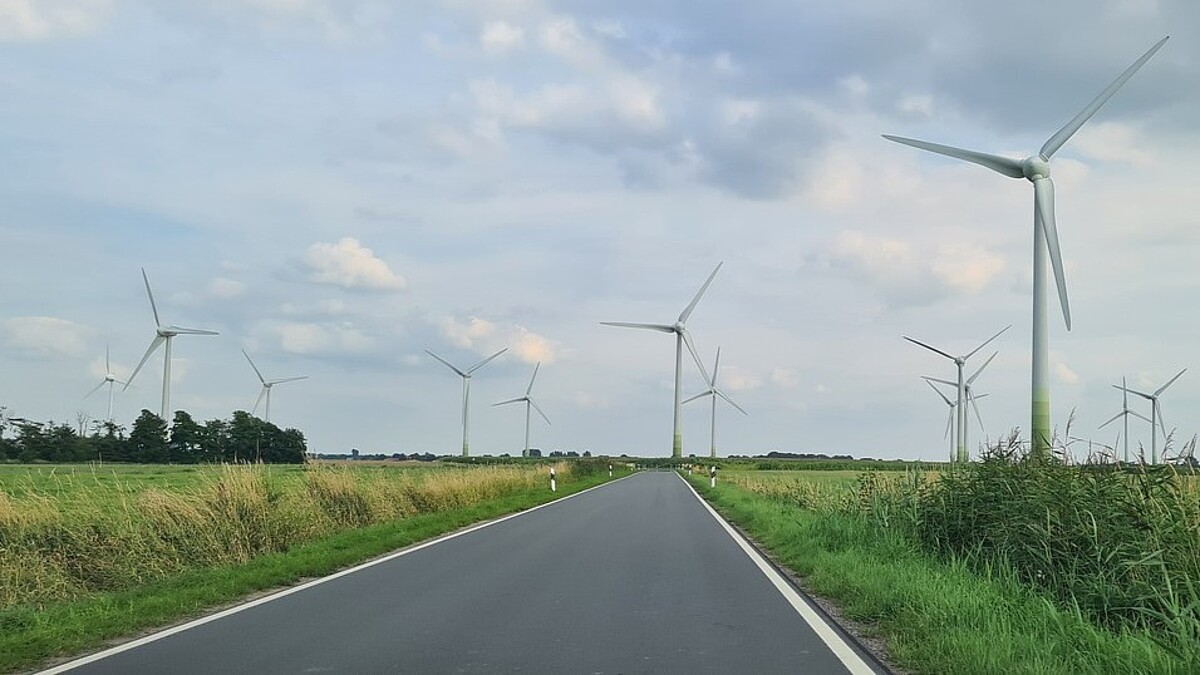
[49,471,882,674]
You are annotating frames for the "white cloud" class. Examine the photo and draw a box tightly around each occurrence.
[831,231,1006,305]
[1071,122,1155,168]
[930,244,1007,294]
[771,367,800,389]
[0,0,111,41]
[480,20,524,55]
[839,75,869,97]
[722,366,762,392]
[437,316,497,350]
[278,322,371,354]
[436,316,559,364]
[5,317,90,356]
[897,94,935,118]
[210,277,246,298]
[302,237,406,291]
[1054,361,1080,384]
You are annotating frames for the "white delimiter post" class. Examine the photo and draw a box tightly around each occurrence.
[550,466,556,492]
[709,465,716,488]
[608,463,612,478]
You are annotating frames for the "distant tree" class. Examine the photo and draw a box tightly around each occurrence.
[169,411,204,463]
[351,448,360,460]
[129,410,168,463]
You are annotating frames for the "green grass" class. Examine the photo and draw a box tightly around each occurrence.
[688,472,1192,674]
[0,467,621,673]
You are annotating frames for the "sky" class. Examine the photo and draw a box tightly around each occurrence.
[1,0,1198,461]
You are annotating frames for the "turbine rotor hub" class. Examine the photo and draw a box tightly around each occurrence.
[1022,156,1051,181]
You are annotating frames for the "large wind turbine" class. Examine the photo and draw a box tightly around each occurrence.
[427,348,508,457]
[242,349,308,424]
[924,378,991,463]
[884,37,1168,457]
[124,268,219,421]
[84,345,126,423]
[492,362,551,457]
[682,347,747,459]
[1098,376,1152,463]
[924,351,997,462]
[602,262,722,458]
[904,326,1008,462]
[1115,368,1186,464]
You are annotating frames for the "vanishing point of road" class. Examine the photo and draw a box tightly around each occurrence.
[46,472,886,674]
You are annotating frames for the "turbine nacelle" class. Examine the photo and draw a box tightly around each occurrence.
[1022,156,1051,181]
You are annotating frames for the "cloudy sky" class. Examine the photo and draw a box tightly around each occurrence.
[2,0,1198,460]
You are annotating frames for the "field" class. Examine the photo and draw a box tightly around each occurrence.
[697,457,1200,673]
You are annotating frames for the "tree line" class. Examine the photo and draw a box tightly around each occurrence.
[0,409,307,464]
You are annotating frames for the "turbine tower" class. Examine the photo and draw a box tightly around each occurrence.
[84,345,126,423]
[904,326,1008,462]
[924,350,997,462]
[682,347,747,459]
[242,349,308,424]
[125,268,219,421]
[884,37,1168,458]
[602,262,722,458]
[492,362,551,457]
[427,348,508,457]
[1115,368,1186,464]
[1098,376,1152,463]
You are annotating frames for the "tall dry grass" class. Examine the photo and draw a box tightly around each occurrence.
[0,462,565,610]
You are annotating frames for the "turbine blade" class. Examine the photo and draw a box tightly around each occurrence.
[711,347,721,388]
[529,399,551,425]
[492,397,525,407]
[681,330,710,384]
[124,335,165,390]
[526,362,540,396]
[1113,384,1154,401]
[968,351,999,385]
[944,410,954,440]
[426,350,467,377]
[715,389,748,416]
[600,321,675,333]
[1034,178,1071,330]
[966,325,1012,360]
[1154,368,1186,397]
[252,386,267,414]
[925,378,954,406]
[270,376,308,385]
[166,326,219,335]
[681,391,712,405]
[1040,37,1170,159]
[1156,404,1167,434]
[467,347,508,374]
[1098,411,1124,429]
[84,380,106,399]
[141,267,161,327]
[242,349,266,384]
[903,336,955,361]
[679,262,723,323]
[105,344,111,372]
[923,375,957,388]
[970,394,985,432]
[1129,409,1153,425]
[881,135,1024,178]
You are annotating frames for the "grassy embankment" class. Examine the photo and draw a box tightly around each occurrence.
[0,460,623,672]
[691,454,1199,674]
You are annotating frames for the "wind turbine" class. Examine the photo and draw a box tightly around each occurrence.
[1114,368,1186,464]
[1098,376,1152,463]
[924,378,959,463]
[242,349,308,424]
[924,351,997,462]
[124,268,219,421]
[602,262,722,458]
[904,326,1008,462]
[492,362,551,457]
[884,37,1168,457]
[682,347,747,459]
[427,348,508,457]
[84,345,126,423]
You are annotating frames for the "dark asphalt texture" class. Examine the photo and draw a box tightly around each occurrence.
[63,472,872,674]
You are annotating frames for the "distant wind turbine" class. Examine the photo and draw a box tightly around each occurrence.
[427,348,508,457]
[602,262,722,458]
[1114,368,1186,464]
[884,37,1169,457]
[682,347,746,459]
[493,362,551,457]
[1098,376,1152,463]
[84,345,126,423]
[124,268,219,421]
[925,352,996,462]
[905,326,1008,462]
[242,349,308,424]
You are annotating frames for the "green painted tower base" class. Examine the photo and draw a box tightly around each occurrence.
[1031,393,1051,460]
[672,433,682,459]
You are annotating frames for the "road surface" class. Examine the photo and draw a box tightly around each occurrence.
[48,471,883,674]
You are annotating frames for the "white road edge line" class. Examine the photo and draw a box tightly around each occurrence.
[677,472,877,675]
[39,472,636,674]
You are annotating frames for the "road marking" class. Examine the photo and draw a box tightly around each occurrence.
[677,472,879,675]
[39,473,636,674]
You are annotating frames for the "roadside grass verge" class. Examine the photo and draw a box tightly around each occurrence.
[0,464,619,673]
[688,474,1189,674]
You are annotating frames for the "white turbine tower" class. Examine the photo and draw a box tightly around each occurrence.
[242,349,308,424]
[925,351,997,462]
[1099,376,1153,463]
[1114,368,1186,464]
[492,362,551,457]
[427,348,508,457]
[124,268,219,421]
[602,262,722,458]
[682,347,747,459]
[884,37,1168,457]
[904,326,1008,462]
[84,345,126,423]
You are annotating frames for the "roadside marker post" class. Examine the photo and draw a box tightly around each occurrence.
[709,465,716,488]
[608,463,613,478]
[550,466,557,492]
